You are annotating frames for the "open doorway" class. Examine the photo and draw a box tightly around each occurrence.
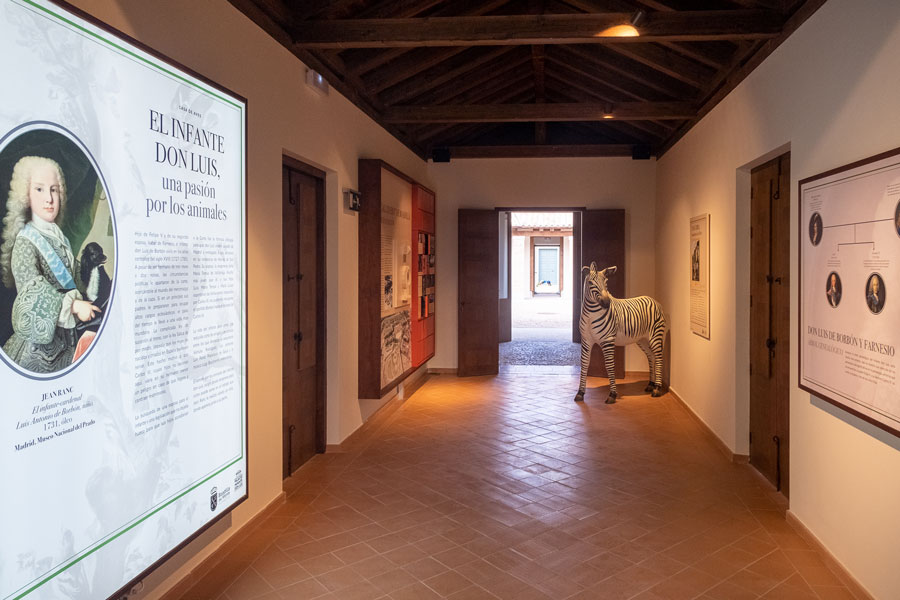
[500,211,578,369]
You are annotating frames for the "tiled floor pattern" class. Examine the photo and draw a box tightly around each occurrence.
[183,374,858,600]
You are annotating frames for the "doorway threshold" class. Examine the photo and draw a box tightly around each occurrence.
[499,365,579,374]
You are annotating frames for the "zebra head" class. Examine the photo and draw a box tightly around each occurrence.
[582,263,617,308]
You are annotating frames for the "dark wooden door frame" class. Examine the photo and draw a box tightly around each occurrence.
[495,207,585,344]
[282,155,326,478]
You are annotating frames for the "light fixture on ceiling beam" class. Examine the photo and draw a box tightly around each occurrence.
[602,104,615,119]
[596,9,646,38]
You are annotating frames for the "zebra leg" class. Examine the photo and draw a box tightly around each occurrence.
[600,342,618,403]
[574,339,591,402]
[650,335,665,397]
[637,339,656,393]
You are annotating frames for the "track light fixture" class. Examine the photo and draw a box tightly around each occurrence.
[631,9,647,28]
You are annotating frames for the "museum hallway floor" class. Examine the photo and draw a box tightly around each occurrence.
[181,374,857,600]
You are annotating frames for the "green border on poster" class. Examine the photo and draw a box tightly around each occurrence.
[5,1,248,598]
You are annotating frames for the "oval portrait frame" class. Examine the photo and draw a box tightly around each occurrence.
[864,271,886,316]
[895,199,900,239]
[0,121,117,380]
[809,211,823,246]
[825,271,841,309]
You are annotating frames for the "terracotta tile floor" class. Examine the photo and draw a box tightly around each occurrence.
[181,374,859,600]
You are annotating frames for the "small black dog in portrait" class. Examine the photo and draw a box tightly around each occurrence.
[78,242,111,333]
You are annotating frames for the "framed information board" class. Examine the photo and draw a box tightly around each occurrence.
[799,147,900,437]
[0,1,248,599]
[690,213,710,339]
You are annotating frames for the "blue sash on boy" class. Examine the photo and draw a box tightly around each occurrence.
[18,223,76,290]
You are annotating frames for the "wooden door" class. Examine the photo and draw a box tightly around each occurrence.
[750,153,790,496]
[282,163,325,478]
[581,209,626,379]
[458,209,499,376]
[573,212,582,343]
[498,211,512,343]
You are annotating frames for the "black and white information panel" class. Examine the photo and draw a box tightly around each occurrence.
[800,149,900,437]
[0,1,247,599]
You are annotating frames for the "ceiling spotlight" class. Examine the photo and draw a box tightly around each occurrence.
[596,9,645,38]
[596,24,639,38]
[602,104,615,119]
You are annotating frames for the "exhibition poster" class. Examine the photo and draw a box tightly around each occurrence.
[690,213,709,339]
[0,1,248,599]
[800,149,900,436]
[379,169,411,387]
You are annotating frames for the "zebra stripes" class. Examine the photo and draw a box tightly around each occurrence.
[574,263,667,403]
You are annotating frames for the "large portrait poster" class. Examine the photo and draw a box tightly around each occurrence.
[0,1,247,599]
[800,148,900,437]
[690,213,710,339]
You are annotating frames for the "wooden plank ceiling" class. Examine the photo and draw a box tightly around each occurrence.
[228,0,826,160]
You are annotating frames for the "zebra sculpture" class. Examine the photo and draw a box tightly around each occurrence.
[575,263,667,404]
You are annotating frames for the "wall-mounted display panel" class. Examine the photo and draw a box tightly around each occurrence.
[800,148,900,437]
[690,213,710,339]
[412,185,435,367]
[0,1,248,599]
[359,161,434,398]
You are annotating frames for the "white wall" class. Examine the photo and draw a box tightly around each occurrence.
[655,1,900,597]
[66,1,431,597]
[428,157,657,371]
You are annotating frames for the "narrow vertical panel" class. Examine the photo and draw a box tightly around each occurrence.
[581,209,625,379]
[458,210,499,376]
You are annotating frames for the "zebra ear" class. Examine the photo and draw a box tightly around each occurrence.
[589,261,597,273]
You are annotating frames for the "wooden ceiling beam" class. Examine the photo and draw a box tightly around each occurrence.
[290,11,783,48]
[659,42,731,70]
[365,47,467,93]
[546,50,658,103]
[297,0,367,21]
[532,45,547,101]
[568,123,644,146]
[415,78,535,142]
[573,117,658,145]
[728,0,787,10]
[408,53,533,106]
[557,45,689,98]
[606,43,715,89]
[532,44,548,144]
[348,48,408,77]
[555,121,618,144]
[384,102,695,123]
[658,0,826,155]
[355,0,446,19]
[544,85,667,139]
[552,118,639,145]
[631,0,676,11]
[544,76,672,137]
[558,0,636,12]
[225,0,424,157]
[445,145,637,158]
[379,47,515,106]
[344,0,510,75]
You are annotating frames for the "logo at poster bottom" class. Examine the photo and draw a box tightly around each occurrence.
[210,486,218,511]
